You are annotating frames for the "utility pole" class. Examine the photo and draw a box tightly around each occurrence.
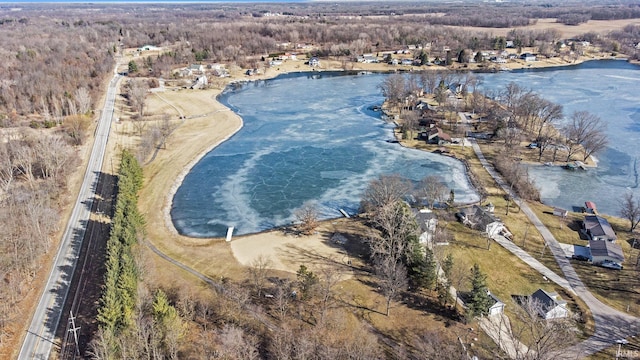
[522,223,530,249]
[68,311,81,359]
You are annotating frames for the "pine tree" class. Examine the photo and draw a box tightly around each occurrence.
[296,265,318,300]
[468,263,492,317]
[409,247,436,290]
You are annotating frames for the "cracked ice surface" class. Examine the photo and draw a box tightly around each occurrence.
[171,72,479,237]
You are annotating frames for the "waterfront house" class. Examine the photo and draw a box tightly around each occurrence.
[582,215,617,241]
[427,127,451,145]
[308,57,320,67]
[520,53,537,62]
[589,239,624,265]
[530,289,568,319]
[411,208,439,247]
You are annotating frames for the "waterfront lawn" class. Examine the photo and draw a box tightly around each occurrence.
[445,220,593,340]
[528,202,640,317]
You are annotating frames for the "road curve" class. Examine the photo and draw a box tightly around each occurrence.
[469,137,640,357]
[17,72,121,360]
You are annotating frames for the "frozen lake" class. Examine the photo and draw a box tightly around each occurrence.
[171,72,479,237]
[477,60,640,216]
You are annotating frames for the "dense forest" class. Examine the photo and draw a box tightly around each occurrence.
[0,1,639,358]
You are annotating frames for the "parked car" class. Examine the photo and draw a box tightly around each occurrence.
[599,260,623,270]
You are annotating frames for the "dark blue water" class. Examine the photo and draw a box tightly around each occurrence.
[171,72,478,237]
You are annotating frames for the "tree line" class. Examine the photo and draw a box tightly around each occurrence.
[0,127,79,342]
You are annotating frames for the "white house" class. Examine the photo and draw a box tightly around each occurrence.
[308,57,320,67]
[189,64,205,73]
[138,45,161,52]
[412,209,439,247]
[487,291,505,316]
[520,53,537,62]
[530,289,568,319]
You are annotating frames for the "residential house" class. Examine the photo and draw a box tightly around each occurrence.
[582,215,617,241]
[401,58,414,66]
[189,64,205,74]
[138,45,161,52]
[308,57,320,67]
[457,205,508,239]
[589,239,624,265]
[411,208,439,247]
[191,75,208,89]
[505,40,515,48]
[357,54,378,63]
[426,127,451,145]
[487,291,505,316]
[530,289,569,319]
[520,53,537,62]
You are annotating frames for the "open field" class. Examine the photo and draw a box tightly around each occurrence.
[456,18,640,39]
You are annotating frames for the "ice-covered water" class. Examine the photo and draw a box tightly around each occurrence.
[171,72,479,237]
[477,60,640,215]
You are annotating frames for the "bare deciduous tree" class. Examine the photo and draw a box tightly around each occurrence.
[374,257,408,316]
[75,86,92,115]
[418,175,449,209]
[378,73,407,109]
[620,192,640,232]
[360,174,412,214]
[128,79,149,118]
[294,201,319,235]
[247,255,272,298]
[504,295,579,360]
[218,324,260,360]
[563,111,608,162]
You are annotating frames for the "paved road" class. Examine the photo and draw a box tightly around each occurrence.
[469,137,640,356]
[18,72,121,360]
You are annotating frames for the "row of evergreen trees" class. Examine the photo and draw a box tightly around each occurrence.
[97,150,144,334]
[92,150,185,358]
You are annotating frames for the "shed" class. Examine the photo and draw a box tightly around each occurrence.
[553,207,568,218]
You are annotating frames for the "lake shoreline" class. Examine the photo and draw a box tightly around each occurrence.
[157,55,633,241]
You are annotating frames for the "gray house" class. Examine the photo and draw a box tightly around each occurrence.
[589,239,624,265]
[530,289,568,319]
[582,215,617,241]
